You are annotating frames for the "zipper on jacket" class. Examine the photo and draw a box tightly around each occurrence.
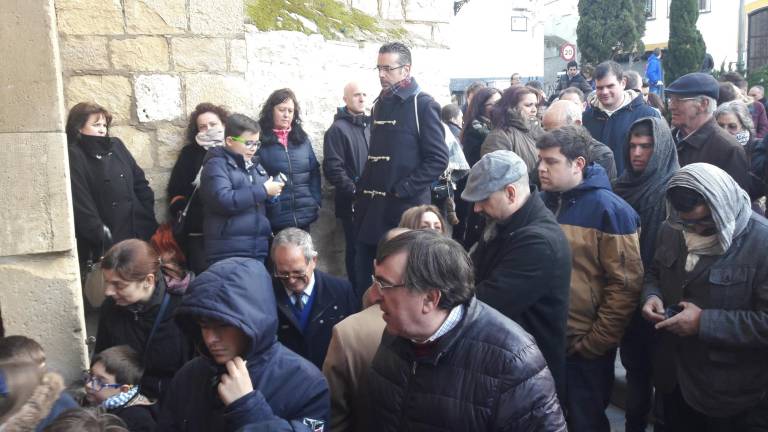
[284,146,299,227]
[133,310,139,321]
[397,360,418,429]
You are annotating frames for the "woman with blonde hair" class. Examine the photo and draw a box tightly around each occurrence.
[398,204,447,234]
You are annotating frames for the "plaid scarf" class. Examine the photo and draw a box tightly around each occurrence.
[273,128,291,148]
[380,76,413,98]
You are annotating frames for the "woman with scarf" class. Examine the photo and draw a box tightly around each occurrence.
[257,88,322,233]
[167,103,229,274]
[480,85,541,175]
[613,117,679,432]
[66,102,158,279]
[199,113,282,265]
[453,87,501,249]
[94,239,193,402]
[714,101,767,203]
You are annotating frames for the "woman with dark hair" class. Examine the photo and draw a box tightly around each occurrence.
[167,102,229,274]
[200,113,282,264]
[398,204,447,234]
[66,102,158,277]
[257,88,322,233]
[94,239,193,401]
[481,85,541,174]
[647,92,666,117]
[453,87,501,249]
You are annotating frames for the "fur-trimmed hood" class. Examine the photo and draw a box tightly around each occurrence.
[2,372,65,432]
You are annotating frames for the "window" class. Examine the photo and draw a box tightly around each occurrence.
[748,8,768,72]
[645,0,655,20]
[698,0,711,13]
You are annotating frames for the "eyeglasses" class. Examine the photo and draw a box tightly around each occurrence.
[230,136,260,149]
[375,64,408,73]
[83,372,122,392]
[678,214,716,231]
[666,96,700,105]
[370,275,406,294]
[273,271,308,281]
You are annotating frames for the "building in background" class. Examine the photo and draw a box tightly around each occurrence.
[747,0,768,72]
[448,0,544,100]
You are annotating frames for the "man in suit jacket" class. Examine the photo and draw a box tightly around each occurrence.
[271,228,359,368]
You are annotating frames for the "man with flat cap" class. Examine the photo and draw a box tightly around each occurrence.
[463,150,571,399]
[666,72,750,191]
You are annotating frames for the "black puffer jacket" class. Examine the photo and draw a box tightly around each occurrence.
[322,107,370,219]
[368,297,566,432]
[257,131,321,230]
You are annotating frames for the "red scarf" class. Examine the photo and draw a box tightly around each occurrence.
[273,128,291,147]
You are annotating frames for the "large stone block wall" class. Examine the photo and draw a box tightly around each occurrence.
[56,0,452,276]
[0,0,88,382]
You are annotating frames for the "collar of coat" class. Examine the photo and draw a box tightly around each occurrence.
[496,186,543,234]
[376,77,421,103]
[673,116,722,150]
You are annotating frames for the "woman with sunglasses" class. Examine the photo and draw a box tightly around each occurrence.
[200,113,283,265]
[257,88,322,233]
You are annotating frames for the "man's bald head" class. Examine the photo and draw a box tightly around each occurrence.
[343,82,367,115]
[542,100,583,131]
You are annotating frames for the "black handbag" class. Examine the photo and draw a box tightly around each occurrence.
[431,175,454,202]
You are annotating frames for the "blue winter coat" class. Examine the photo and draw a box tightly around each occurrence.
[582,92,661,175]
[645,53,662,84]
[200,146,272,265]
[157,258,330,432]
[257,131,321,231]
[274,270,359,368]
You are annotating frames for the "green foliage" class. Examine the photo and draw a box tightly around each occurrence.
[748,65,768,89]
[664,0,706,83]
[576,0,645,64]
[247,0,407,41]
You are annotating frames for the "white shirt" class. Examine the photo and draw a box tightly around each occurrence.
[285,272,315,307]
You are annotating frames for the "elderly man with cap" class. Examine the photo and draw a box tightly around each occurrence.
[641,163,768,431]
[666,72,750,191]
[462,150,571,400]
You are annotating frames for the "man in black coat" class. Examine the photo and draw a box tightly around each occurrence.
[271,228,359,368]
[367,229,566,431]
[322,82,370,287]
[462,150,571,400]
[555,60,594,95]
[352,42,449,300]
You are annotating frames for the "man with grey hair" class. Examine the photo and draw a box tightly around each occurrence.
[271,227,358,368]
[666,72,750,191]
[748,84,767,112]
[543,100,617,181]
[367,229,566,431]
[461,150,571,399]
[641,163,768,430]
[625,70,643,93]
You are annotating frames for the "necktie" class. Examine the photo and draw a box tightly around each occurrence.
[293,292,304,312]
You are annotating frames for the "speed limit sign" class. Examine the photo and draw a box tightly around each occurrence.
[560,43,576,62]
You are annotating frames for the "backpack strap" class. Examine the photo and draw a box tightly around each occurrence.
[413,90,422,136]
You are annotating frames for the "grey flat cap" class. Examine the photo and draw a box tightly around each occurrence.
[462,150,527,202]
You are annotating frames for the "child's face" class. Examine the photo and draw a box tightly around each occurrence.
[84,362,123,405]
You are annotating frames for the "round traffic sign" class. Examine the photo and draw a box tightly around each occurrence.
[560,43,576,61]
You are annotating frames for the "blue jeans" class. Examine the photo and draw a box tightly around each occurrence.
[353,242,377,303]
[565,348,617,432]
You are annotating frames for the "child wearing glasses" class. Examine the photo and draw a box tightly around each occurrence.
[84,345,156,431]
[200,113,284,266]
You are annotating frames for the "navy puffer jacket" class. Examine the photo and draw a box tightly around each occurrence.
[200,146,272,265]
[257,130,321,231]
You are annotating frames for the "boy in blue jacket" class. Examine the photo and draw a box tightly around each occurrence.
[156,257,329,431]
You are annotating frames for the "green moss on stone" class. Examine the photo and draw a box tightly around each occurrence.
[247,0,407,41]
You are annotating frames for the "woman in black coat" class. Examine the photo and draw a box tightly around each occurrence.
[453,87,501,249]
[257,89,322,233]
[94,239,193,401]
[167,103,228,274]
[66,102,158,274]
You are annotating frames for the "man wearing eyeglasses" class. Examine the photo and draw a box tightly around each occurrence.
[366,229,566,431]
[272,228,358,369]
[641,163,768,431]
[352,42,449,301]
[665,72,750,191]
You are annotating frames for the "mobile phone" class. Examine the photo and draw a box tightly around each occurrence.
[665,304,684,319]
[274,173,287,184]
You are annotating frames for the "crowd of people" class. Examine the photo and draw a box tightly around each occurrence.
[1,41,768,432]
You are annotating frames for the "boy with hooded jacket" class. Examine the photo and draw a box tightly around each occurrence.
[156,257,329,431]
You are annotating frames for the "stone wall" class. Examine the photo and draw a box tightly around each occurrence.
[0,0,88,382]
[55,0,452,276]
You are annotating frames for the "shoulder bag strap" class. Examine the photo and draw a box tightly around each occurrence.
[144,292,171,361]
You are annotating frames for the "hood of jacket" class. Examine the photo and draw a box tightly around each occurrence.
[175,258,277,362]
[588,89,643,114]
[568,163,612,196]
[499,107,531,133]
[333,106,369,127]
